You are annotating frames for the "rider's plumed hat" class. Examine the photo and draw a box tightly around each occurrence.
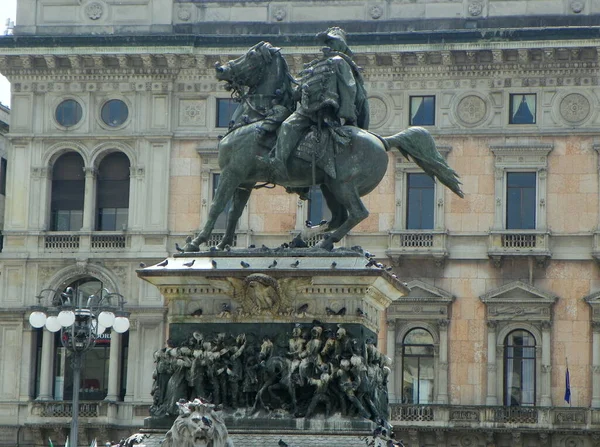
[316,27,353,56]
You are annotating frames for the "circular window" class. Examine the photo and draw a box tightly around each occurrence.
[55,99,83,127]
[101,99,129,127]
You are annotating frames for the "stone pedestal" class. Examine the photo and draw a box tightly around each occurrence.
[137,247,408,445]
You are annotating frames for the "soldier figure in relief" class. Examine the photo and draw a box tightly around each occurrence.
[264,26,369,178]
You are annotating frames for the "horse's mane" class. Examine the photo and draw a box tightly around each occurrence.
[275,52,297,112]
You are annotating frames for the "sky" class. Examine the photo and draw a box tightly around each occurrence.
[0,0,17,108]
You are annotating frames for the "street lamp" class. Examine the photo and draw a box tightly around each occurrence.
[29,287,130,447]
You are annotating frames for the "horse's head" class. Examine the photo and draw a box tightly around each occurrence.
[215,41,281,89]
[258,336,273,360]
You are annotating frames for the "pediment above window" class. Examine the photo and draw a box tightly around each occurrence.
[480,281,557,321]
[583,291,600,324]
[388,280,454,320]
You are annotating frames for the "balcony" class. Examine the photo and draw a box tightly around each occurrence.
[487,230,551,267]
[390,404,596,432]
[40,232,130,253]
[387,230,448,264]
[26,400,150,424]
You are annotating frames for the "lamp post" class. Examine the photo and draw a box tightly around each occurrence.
[29,287,130,447]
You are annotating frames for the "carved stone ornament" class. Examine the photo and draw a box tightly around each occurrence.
[368,97,388,128]
[272,7,286,21]
[180,100,207,126]
[570,0,585,13]
[177,7,192,21]
[468,2,483,16]
[456,95,487,125]
[369,5,384,19]
[84,1,104,20]
[461,434,478,447]
[559,93,591,124]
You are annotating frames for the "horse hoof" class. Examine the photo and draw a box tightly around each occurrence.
[182,242,200,252]
[315,237,335,251]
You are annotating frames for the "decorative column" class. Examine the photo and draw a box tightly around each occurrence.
[437,319,449,404]
[124,320,137,402]
[540,321,552,406]
[592,321,600,407]
[485,321,498,405]
[386,319,396,401]
[105,331,121,401]
[37,329,55,400]
[81,167,97,231]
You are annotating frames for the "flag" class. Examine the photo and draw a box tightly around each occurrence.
[90,439,97,447]
[564,367,571,404]
[48,438,54,447]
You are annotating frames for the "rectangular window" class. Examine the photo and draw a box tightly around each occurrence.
[51,210,83,231]
[0,158,6,195]
[506,172,536,229]
[409,96,435,126]
[97,208,129,231]
[212,173,233,230]
[509,94,536,124]
[216,98,239,128]
[308,186,332,225]
[406,173,434,229]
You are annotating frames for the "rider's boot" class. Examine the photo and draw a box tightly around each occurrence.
[256,155,289,180]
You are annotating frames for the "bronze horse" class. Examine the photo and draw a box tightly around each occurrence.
[183,41,463,252]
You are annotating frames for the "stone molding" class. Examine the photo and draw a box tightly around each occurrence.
[388,279,454,320]
[480,280,558,322]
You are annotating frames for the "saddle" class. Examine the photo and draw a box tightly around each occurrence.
[294,125,352,179]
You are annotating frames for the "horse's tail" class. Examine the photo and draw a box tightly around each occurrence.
[383,126,464,198]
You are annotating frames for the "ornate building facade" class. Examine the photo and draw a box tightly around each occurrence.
[1,0,600,446]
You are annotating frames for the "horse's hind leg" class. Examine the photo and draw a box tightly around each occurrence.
[315,183,368,251]
[321,184,347,230]
[217,183,254,249]
[187,170,240,251]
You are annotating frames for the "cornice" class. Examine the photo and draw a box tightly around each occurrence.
[1,46,599,79]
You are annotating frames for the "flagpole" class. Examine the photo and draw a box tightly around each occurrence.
[566,357,572,408]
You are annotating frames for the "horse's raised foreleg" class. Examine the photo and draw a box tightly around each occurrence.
[217,183,254,250]
[315,184,368,251]
[185,170,240,252]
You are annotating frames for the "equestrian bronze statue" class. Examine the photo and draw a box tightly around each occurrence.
[182,28,463,252]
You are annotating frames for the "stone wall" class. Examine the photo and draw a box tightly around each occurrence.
[13,0,600,35]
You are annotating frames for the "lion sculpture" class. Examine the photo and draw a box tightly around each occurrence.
[162,399,234,447]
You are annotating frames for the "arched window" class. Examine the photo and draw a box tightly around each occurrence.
[504,329,536,406]
[51,152,85,231]
[402,328,434,404]
[96,152,130,231]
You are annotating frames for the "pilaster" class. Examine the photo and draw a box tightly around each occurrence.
[436,319,449,404]
[540,320,552,406]
[386,320,397,401]
[592,321,600,407]
[485,320,498,405]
